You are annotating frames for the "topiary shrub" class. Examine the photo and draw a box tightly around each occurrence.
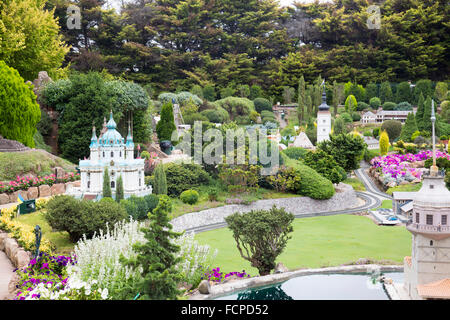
[369,97,381,109]
[165,163,211,197]
[357,101,370,111]
[180,189,199,205]
[381,120,402,142]
[382,101,396,110]
[44,195,127,242]
[253,98,273,113]
[296,164,335,199]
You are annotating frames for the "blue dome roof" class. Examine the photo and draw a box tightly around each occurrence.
[99,112,125,147]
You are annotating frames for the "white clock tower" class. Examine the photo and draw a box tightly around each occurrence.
[316,86,331,144]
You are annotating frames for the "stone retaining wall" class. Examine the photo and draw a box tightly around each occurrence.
[0,181,80,205]
[0,231,31,269]
[170,182,360,232]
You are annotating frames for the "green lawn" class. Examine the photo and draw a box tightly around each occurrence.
[343,178,366,191]
[16,210,74,254]
[386,183,422,195]
[195,214,411,275]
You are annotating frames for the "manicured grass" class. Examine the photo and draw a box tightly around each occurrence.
[16,210,74,254]
[386,182,422,195]
[195,214,411,275]
[380,200,393,209]
[0,150,76,181]
[343,178,366,191]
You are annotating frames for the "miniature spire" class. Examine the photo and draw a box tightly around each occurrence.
[430,99,438,176]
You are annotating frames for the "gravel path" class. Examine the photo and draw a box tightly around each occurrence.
[0,251,14,300]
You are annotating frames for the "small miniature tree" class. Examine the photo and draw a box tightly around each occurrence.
[156,102,177,142]
[381,120,402,142]
[120,195,182,300]
[345,94,357,113]
[399,113,418,142]
[369,97,381,109]
[153,163,168,195]
[379,130,390,156]
[116,175,124,202]
[103,167,112,198]
[225,206,294,276]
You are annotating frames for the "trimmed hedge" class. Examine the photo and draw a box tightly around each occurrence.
[164,163,211,196]
[296,163,335,199]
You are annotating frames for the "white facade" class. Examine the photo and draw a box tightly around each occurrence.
[317,111,331,143]
[68,112,152,200]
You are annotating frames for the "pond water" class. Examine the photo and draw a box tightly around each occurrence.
[215,272,404,300]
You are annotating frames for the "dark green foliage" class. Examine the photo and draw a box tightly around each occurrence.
[156,102,177,142]
[382,102,397,110]
[364,148,379,163]
[116,175,124,202]
[399,113,418,142]
[103,167,112,198]
[421,96,433,133]
[200,107,229,123]
[253,98,273,113]
[120,194,159,221]
[395,102,413,111]
[372,127,380,138]
[416,93,425,131]
[293,163,335,199]
[37,110,52,137]
[379,82,394,104]
[120,195,182,300]
[413,80,433,105]
[339,112,353,123]
[179,189,199,205]
[44,195,127,242]
[250,85,263,100]
[424,157,450,170]
[215,97,254,123]
[369,97,381,109]
[203,85,216,101]
[305,118,317,146]
[365,83,378,101]
[0,61,41,148]
[381,120,403,142]
[396,82,412,103]
[357,101,370,111]
[225,206,294,276]
[333,117,346,135]
[352,113,361,122]
[153,163,168,195]
[282,147,308,160]
[318,134,366,172]
[164,163,210,197]
[303,150,347,184]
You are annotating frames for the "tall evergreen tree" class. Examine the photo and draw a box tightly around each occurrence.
[103,167,112,198]
[297,76,306,123]
[379,82,394,104]
[416,92,425,131]
[153,163,168,195]
[399,113,418,142]
[396,81,412,103]
[116,174,124,202]
[120,195,182,300]
[156,102,176,142]
[379,130,390,156]
[422,96,433,133]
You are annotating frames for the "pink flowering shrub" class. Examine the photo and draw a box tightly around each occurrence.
[370,150,450,179]
[203,267,251,283]
[0,172,80,194]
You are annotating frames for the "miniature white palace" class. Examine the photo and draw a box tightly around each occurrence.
[67,111,152,200]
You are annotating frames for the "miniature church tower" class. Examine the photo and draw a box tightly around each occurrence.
[403,100,450,300]
[316,83,331,144]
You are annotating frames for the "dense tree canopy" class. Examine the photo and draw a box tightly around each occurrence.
[0,61,41,147]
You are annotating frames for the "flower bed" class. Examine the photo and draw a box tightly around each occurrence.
[0,172,80,194]
[370,150,450,187]
[203,267,251,283]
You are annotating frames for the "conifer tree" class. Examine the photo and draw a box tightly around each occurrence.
[416,92,425,131]
[103,167,112,198]
[380,82,393,104]
[297,76,306,124]
[121,195,182,300]
[116,174,124,202]
[399,113,418,142]
[153,163,168,195]
[421,96,433,133]
[379,130,390,156]
[156,102,176,142]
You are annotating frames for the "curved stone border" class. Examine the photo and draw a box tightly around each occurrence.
[0,231,31,270]
[189,264,403,300]
[170,183,361,232]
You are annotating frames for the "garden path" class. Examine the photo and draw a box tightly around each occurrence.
[0,250,14,300]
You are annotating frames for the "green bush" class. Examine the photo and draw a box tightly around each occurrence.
[282,147,308,160]
[180,189,200,205]
[369,97,381,109]
[357,101,370,111]
[0,61,41,148]
[395,101,412,110]
[296,164,335,199]
[364,148,379,162]
[381,120,402,142]
[253,98,273,113]
[215,97,254,122]
[352,112,361,122]
[382,101,396,110]
[120,194,160,221]
[200,107,230,123]
[372,127,380,138]
[44,195,127,242]
[165,163,211,196]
